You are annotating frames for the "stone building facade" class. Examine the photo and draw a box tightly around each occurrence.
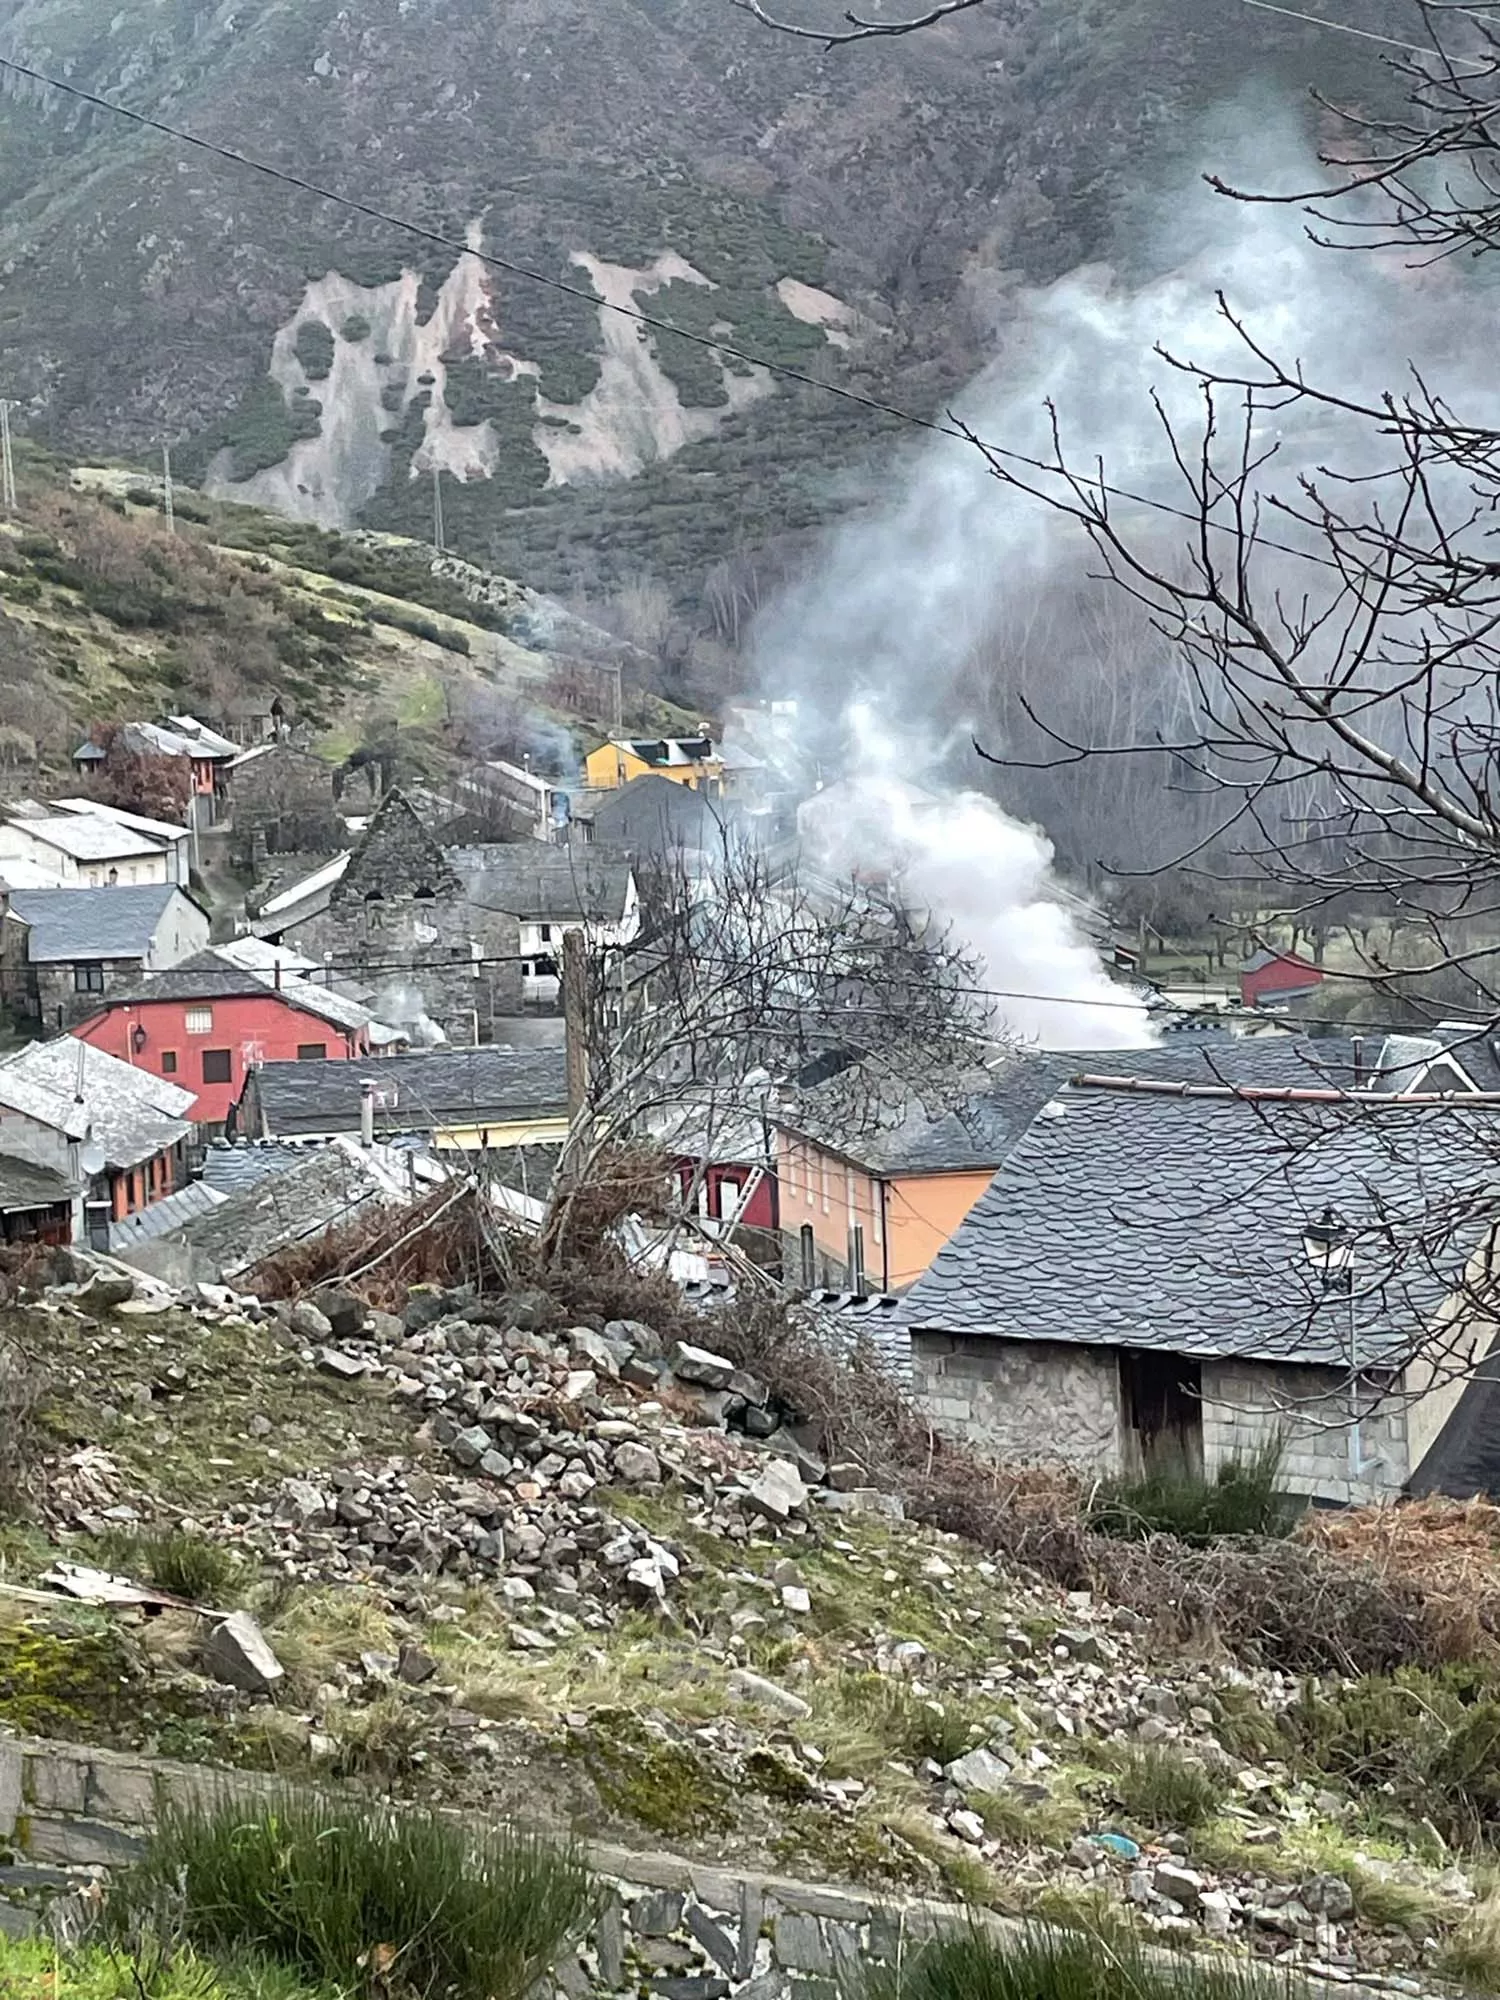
[227,744,343,870]
[284,790,520,1044]
[909,1333,1417,1508]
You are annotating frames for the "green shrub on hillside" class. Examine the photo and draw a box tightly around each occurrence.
[1289,1664,1500,1841]
[1088,1442,1302,1545]
[107,1791,595,2000]
[854,1926,1285,2000]
[293,321,336,382]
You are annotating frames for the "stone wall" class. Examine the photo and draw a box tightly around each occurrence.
[0,1735,971,1993]
[0,1735,1401,1998]
[910,1334,1124,1472]
[1199,1359,1409,1507]
[911,1336,1411,1505]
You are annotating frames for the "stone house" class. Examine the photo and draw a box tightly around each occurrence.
[0,808,181,888]
[281,791,522,1044]
[901,1043,1500,1507]
[225,742,342,868]
[0,1036,197,1245]
[0,884,209,1029]
[449,842,638,1008]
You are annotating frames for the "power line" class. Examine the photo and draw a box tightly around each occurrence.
[1232,0,1495,64]
[0,50,1354,580]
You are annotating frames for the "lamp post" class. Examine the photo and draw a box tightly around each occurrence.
[1302,1204,1362,1485]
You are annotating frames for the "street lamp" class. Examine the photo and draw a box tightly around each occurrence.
[1301,1204,1362,1484]
[1302,1204,1352,1289]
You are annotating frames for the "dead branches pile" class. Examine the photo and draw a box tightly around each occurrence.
[253,1184,489,1310]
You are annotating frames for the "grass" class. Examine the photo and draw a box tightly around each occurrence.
[853,1927,1286,2000]
[1346,1866,1445,1938]
[1087,1442,1303,1546]
[1108,1746,1222,1831]
[92,1527,246,1606]
[0,1936,333,2000]
[1438,1898,1500,1994]
[813,1671,986,1777]
[106,1789,595,2000]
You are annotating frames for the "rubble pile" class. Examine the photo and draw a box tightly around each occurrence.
[215,1284,896,1610]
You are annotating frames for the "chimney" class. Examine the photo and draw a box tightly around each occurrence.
[359,1078,376,1148]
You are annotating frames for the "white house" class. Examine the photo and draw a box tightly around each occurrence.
[0,811,175,888]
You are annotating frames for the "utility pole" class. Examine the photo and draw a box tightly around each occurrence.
[161,443,176,535]
[562,927,590,1117]
[0,401,16,516]
[432,463,445,554]
[608,660,623,735]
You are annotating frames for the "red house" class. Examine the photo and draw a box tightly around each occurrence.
[73,952,373,1127]
[1238,948,1325,1010]
[675,1157,780,1234]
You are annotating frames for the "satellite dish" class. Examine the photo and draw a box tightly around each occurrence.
[79,1140,107,1179]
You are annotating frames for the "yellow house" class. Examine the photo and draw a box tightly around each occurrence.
[433,1112,570,1151]
[585,736,726,793]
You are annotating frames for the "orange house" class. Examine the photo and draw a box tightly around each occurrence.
[776,1127,1001,1292]
[774,1058,1070,1293]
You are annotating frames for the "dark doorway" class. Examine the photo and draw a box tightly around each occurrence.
[1120,1350,1204,1476]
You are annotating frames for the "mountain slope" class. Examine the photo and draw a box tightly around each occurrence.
[0,0,1415,598]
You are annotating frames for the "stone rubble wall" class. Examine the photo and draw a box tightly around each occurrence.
[0,1736,1405,1998]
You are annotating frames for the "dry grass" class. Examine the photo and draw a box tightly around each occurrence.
[1301,1495,1500,1660]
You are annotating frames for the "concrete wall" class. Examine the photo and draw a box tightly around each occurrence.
[911,1334,1125,1472]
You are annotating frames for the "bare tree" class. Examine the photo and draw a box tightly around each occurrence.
[537,834,998,1267]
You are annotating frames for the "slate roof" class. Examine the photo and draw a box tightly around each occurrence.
[782,1050,1081,1177]
[586,774,742,858]
[198,1141,318,1197]
[1367,1026,1500,1097]
[108,1178,226,1251]
[101,952,371,1032]
[6,884,186,963]
[450,844,635,923]
[243,1046,569,1136]
[5,814,164,862]
[0,1154,72,1212]
[166,1140,412,1279]
[0,1038,195,1168]
[901,1062,1499,1370]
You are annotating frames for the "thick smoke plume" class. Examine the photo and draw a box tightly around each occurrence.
[753,99,1498,1051]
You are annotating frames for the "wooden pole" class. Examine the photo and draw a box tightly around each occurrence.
[562,927,589,1116]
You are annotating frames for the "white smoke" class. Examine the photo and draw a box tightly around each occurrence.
[373,979,446,1047]
[753,97,1500,1052]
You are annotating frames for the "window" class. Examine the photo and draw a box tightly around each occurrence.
[185,1006,213,1036]
[820,1158,829,1215]
[849,1224,866,1293]
[201,1048,232,1085]
[297,1043,327,1061]
[539,923,552,943]
[160,1051,178,1075]
[799,1224,816,1288]
[72,962,105,994]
